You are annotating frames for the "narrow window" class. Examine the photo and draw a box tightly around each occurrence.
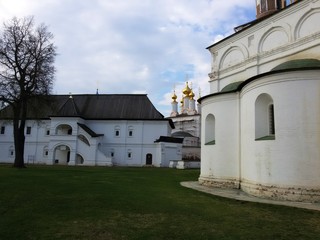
[205,114,215,145]
[255,93,275,140]
[43,146,49,157]
[261,0,267,12]
[9,146,14,157]
[269,104,275,135]
[128,126,134,137]
[46,129,50,135]
[0,126,5,134]
[110,148,115,158]
[114,126,120,137]
[127,149,132,159]
[26,126,31,135]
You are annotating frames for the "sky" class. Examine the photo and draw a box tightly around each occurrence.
[0,0,256,116]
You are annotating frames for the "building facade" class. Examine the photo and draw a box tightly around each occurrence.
[0,94,182,167]
[169,82,201,162]
[199,0,320,202]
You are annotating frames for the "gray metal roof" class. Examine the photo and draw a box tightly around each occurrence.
[0,94,169,122]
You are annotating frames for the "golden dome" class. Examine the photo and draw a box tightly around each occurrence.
[189,90,195,99]
[172,91,177,102]
[182,82,191,95]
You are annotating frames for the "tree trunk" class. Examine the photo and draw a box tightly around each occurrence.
[13,119,26,168]
[13,100,27,168]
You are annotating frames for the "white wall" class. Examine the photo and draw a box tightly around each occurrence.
[199,93,240,187]
[208,0,320,93]
[241,71,320,189]
[238,70,320,201]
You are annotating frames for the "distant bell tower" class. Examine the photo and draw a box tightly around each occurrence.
[256,0,279,18]
[256,0,300,19]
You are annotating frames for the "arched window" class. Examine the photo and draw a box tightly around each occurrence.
[55,124,72,135]
[255,93,275,140]
[205,114,215,145]
[76,154,84,164]
[78,134,90,146]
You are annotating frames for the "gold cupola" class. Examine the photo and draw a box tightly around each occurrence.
[182,82,191,96]
[189,89,195,100]
[172,91,177,102]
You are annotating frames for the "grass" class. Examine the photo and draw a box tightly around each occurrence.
[1,165,320,240]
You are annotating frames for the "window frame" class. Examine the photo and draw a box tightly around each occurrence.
[0,126,5,135]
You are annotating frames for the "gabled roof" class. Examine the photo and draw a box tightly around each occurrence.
[0,94,169,123]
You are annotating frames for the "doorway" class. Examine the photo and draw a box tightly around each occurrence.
[146,153,152,165]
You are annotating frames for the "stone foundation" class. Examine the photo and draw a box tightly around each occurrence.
[198,177,320,203]
[198,176,240,189]
[241,181,320,203]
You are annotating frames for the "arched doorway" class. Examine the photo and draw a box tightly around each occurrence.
[146,153,152,165]
[53,145,71,165]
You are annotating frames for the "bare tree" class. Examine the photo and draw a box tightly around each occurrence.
[0,16,56,168]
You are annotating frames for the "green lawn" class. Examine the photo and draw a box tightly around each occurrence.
[1,165,320,240]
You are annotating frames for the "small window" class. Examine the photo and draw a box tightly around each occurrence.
[67,129,72,135]
[9,146,14,157]
[43,146,49,157]
[26,126,31,135]
[0,126,5,134]
[128,126,134,137]
[46,129,50,135]
[127,149,132,159]
[110,148,115,158]
[114,126,120,137]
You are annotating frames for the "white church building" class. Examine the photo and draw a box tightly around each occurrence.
[199,0,320,202]
[0,94,182,167]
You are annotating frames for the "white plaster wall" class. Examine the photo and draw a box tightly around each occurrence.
[0,120,14,163]
[171,115,201,138]
[241,71,320,188]
[0,111,182,167]
[208,0,320,94]
[199,93,240,186]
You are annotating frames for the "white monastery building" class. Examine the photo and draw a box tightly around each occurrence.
[198,0,320,202]
[169,82,201,162]
[0,94,182,167]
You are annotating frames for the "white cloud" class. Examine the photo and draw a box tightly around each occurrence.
[0,0,256,115]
